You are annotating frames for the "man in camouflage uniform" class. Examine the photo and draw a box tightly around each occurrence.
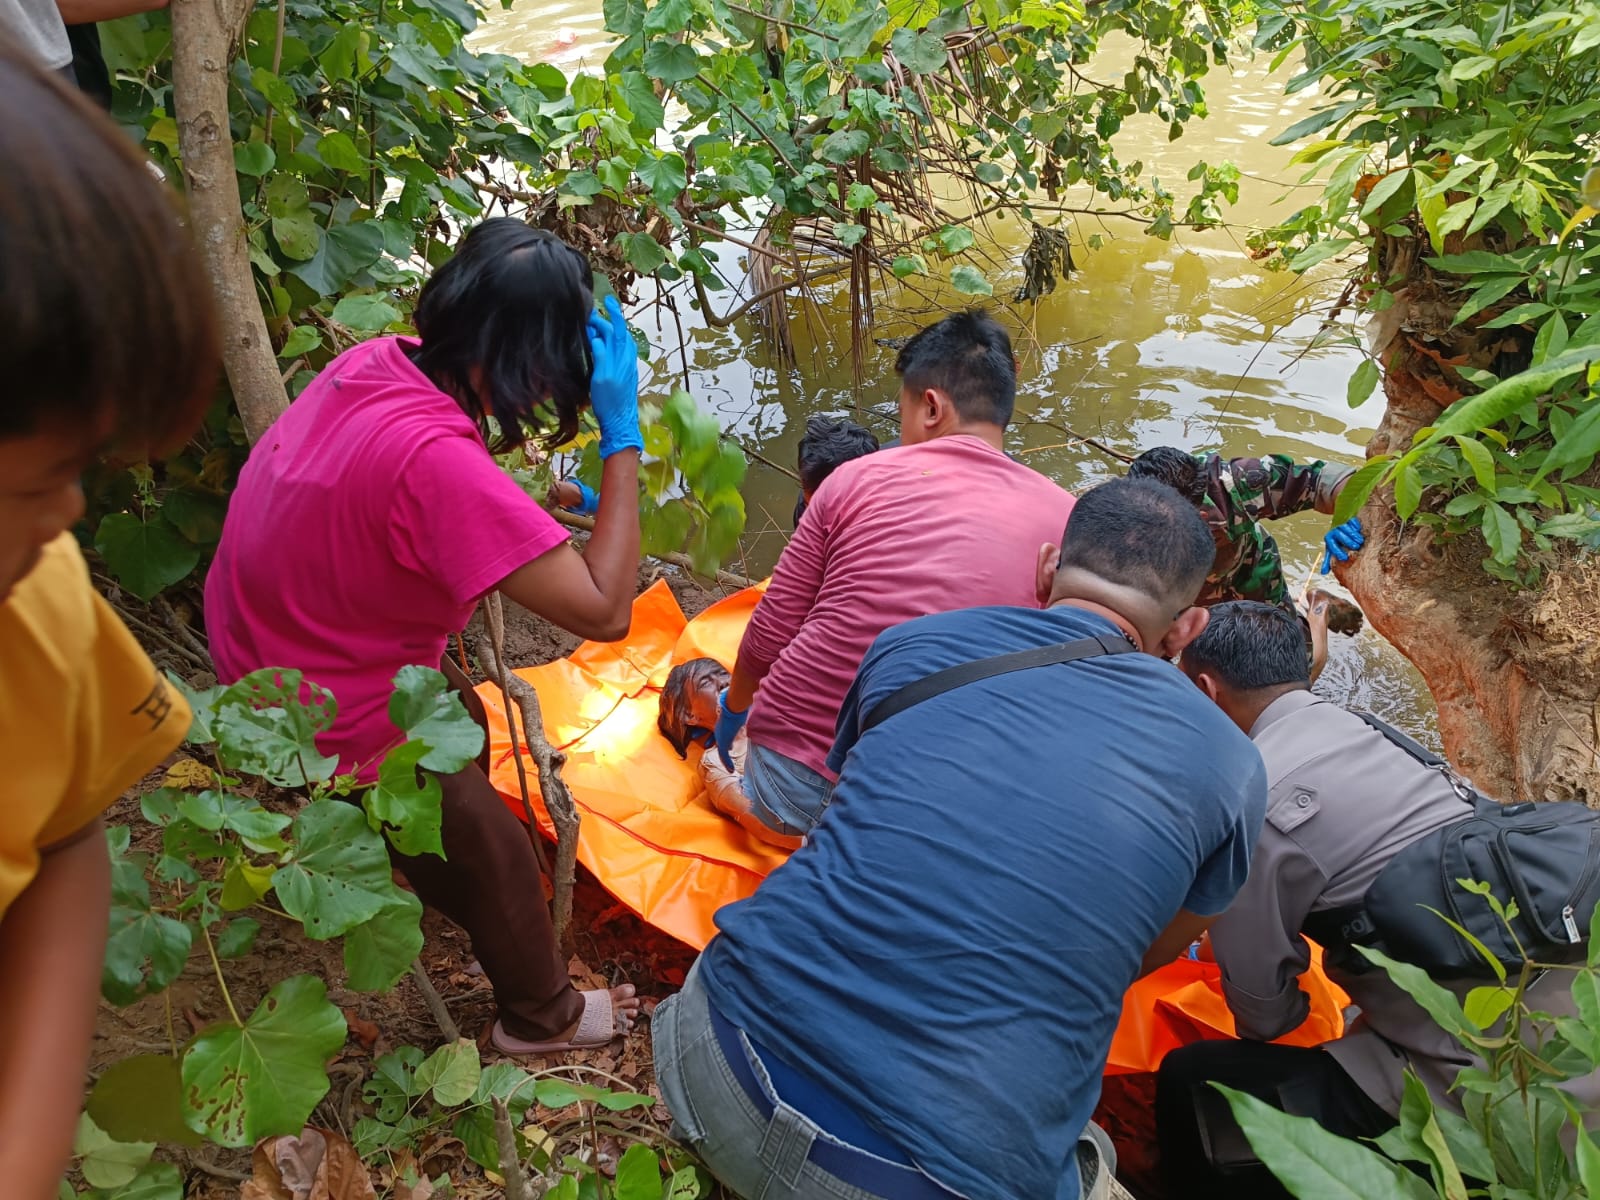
[1127,447,1362,608]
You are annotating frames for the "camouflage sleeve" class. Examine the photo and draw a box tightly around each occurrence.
[1221,454,1354,522]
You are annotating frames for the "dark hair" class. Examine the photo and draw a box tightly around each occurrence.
[658,657,729,757]
[411,218,594,452]
[893,309,1016,427]
[798,416,878,494]
[1181,600,1311,692]
[1127,446,1208,505]
[0,45,219,454]
[1056,478,1216,611]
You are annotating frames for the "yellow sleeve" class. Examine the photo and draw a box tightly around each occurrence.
[0,537,191,854]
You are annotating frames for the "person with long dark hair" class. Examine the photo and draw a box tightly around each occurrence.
[0,45,219,1194]
[206,217,646,1053]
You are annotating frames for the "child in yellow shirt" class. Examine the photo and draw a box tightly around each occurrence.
[0,47,218,1197]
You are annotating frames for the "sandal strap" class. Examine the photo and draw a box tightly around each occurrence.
[574,989,615,1044]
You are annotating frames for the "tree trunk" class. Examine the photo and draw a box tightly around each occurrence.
[1338,340,1600,805]
[170,0,289,444]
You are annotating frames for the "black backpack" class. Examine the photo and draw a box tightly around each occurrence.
[1302,713,1600,979]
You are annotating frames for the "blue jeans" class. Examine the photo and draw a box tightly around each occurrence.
[741,743,834,838]
[653,961,960,1199]
[653,962,1118,1200]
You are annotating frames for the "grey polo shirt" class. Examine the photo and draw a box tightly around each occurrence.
[1208,689,1594,1115]
[0,0,72,70]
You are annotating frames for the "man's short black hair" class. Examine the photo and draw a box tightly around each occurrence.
[798,416,878,494]
[1182,601,1311,692]
[893,309,1016,427]
[1127,446,1208,505]
[1056,478,1215,612]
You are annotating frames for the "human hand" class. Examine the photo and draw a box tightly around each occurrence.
[550,478,599,516]
[1320,517,1364,574]
[586,294,643,460]
[713,688,748,771]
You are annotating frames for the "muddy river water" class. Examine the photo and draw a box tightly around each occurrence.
[473,10,1441,741]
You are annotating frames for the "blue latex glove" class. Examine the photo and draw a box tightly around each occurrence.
[560,479,600,517]
[713,689,748,771]
[586,294,643,460]
[1321,517,1365,574]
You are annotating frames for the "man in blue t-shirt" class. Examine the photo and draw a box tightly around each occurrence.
[652,478,1269,1200]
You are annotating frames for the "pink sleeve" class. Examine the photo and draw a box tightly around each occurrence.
[390,435,570,608]
[738,476,833,671]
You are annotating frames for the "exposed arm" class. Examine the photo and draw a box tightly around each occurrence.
[498,449,640,642]
[57,0,166,21]
[1139,907,1216,978]
[0,822,111,1198]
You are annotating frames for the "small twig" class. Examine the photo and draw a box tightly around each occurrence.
[475,596,579,948]
[187,1154,251,1183]
[551,510,759,589]
[723,432,801,482]
[101,593,210,671]
[410,959,461,1041]
[1020,417,1135,464]
[261,0,288,142]
[152,594,213,670]
[492,1097,532,1200]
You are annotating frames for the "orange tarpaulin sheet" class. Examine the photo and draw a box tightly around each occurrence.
[479,580,1346,1074]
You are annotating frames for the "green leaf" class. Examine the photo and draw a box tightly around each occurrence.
[1578,1128,1600,1199]
[265,175,320,262]
[1288,238,1353,272]
[387,664,485,772]
[614,1143,663,1200]
[415,1039,481,1106]
[87,1055,201,1146]
[1394,462,1423,519]
[278,324,322,359]
[1421,346,1600,444]
[315,130,364,173]
[891,254,926,278]
[272,800,400,939]
[936,224,976,254]
[1346,359,1380,408]
[177,790,291,844]
[1357,947,1477,1036]
[1463,984,1514,1030]
[1537,404,1600,481]
[105,1161,184,1200]
[103,904,192,1005]
[642,0,690,36]
[343,890,424,991]
[288,221,386,296]
[616,230,668,274]
[817,129,870,164]
[213,669,338,787]
[362,742,444,858]
[1480,501,1521,563]
[1217,1086,1433,1200]
[1449,54,1496,81]
[74,1115,153,1190]
[94,513,200,601]
[1396,1073,1467,1200]
[889,25,947,74]
[220,861,275,910]
[319,22,362,82]
[234,142,276,177]
[950,265,993,296]
[845,182,877,210]
[182,975,346,1147]
[1270,99,1360,146]
[1453,436,1497,491]
[636,152,688,202]
[216,916,261,960]
[641,40,700,82]
[833,221,868,248]
[330,293,401,332]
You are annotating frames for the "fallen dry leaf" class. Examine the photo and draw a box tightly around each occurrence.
[393,1178,435,1200]
[341,1009,380,1050]
[240,1127,377,1200]
[163,756,214,789]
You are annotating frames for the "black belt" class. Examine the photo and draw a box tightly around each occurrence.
[706,1001,956,1200]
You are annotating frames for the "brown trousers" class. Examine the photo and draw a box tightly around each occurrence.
[383,657,584,1041]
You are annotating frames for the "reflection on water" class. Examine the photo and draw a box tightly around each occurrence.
[474,9,1440,742]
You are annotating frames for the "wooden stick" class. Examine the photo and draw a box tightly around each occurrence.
[476,596,580,950]
[491,1097,532,1200]
[410,959,461,1042]
[470,612,553,883]
[550,510,760,589]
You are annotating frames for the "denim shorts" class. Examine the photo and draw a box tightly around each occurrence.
[740,744,835,838]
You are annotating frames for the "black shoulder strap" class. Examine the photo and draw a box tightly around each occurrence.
[861,632,1136,734]
[1354,710,1486,809]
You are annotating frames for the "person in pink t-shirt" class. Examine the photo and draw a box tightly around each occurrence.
[206,219,645,1054]
[707,310,1077,845]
